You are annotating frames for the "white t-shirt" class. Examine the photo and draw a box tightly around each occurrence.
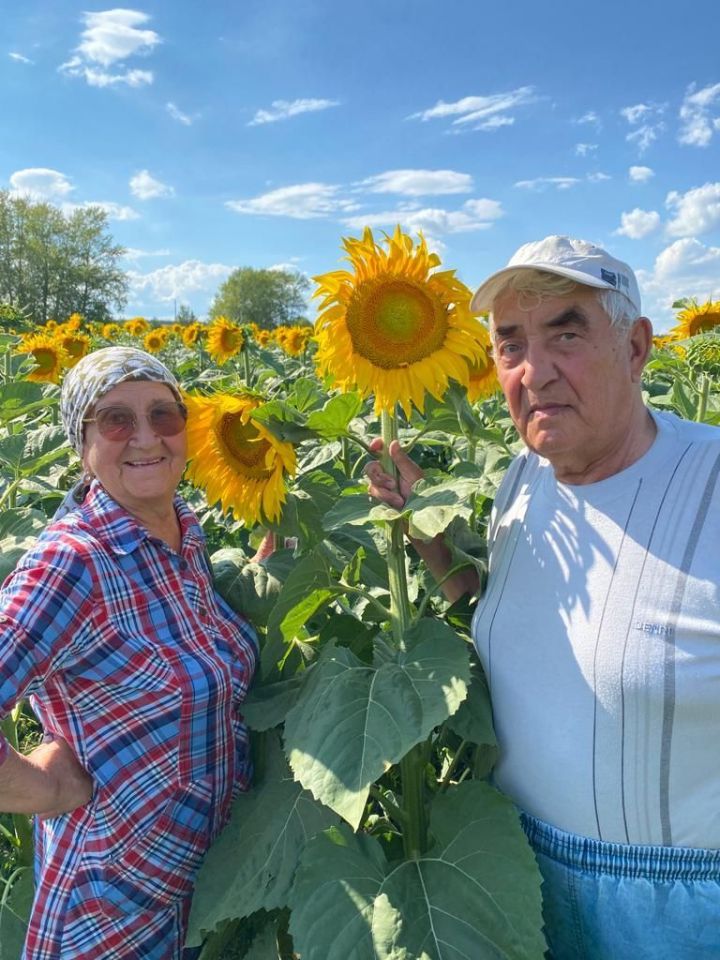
[472,410,720,847]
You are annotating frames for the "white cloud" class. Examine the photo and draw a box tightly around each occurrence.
[410,87,536,130]
[128,260,235,302]
[629,165,654,183]
[9,52,33,64]
[587,172,611,183]
[226,183,358,219]
[575,143,597,156]
[343,197,504,235]
[122,248,171,261]
[130,170,175,200]
[621,102,665,153]
[61,200,140,221]
[166,102,192,125]
[515,176,581,190]
[358,169,473,196]
[615,208,661,239]
[626,123,664,153]
[248,98,340,126]
[636,237,720,328]
[59,9,159,87]
[665,182,720,237]
[9,168,74,201]
[475,115,515,131]
[678,82,720,147]
[573,111,602,129]
[621,103,653,125]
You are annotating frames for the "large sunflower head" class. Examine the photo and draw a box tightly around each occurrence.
[206,316,244,364]
[669,299,720,340]
[16,333,70,383]
[313,226,487,416]
[184,392,296,526]
[102,322,120,340]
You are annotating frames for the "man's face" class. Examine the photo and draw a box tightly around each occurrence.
[491,287,650,483]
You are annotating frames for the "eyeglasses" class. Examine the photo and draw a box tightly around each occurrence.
[83,401,188,441]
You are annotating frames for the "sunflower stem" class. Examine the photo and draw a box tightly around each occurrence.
[380,408,428,857]
[243,344,253,388]
[696,374,710,422]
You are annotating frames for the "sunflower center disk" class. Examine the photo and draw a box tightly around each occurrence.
[346,280,449,369]
[35,349,55,373]
[220,414,272,479]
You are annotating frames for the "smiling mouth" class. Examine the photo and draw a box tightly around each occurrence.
[125,457,165,467]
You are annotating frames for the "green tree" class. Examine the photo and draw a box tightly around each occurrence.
[209,267,310,328]
[0,191,128,325]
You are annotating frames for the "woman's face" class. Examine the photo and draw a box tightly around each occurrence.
[81,380,187,515]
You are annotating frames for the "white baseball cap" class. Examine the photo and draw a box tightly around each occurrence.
[471,235,641,316]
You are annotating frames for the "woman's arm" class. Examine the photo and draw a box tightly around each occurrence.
[0,736,93,817]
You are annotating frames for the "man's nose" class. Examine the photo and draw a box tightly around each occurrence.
[520,344,558,390]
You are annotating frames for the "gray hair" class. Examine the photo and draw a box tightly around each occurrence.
[488,269,639,333]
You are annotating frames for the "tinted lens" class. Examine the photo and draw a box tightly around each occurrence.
[148,402,187,437]
[95,406,135,439]
[93,402,187,440]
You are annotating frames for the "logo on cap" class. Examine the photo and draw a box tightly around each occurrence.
[600,268,617,287]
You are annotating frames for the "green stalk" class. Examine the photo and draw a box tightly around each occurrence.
[380,408,428,857]
[243,345,252,388]
[696,374,710,422]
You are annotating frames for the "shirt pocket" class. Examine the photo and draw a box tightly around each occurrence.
[99,776,214,917]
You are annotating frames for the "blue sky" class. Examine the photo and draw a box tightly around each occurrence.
[3,1,720,330]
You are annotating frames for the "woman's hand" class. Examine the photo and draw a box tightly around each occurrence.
[364,438,425,509]
[0,735,93,818]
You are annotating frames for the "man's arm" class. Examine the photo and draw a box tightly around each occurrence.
[365,439,480,603]
[0,735,93,817]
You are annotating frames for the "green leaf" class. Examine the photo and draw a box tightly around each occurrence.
[289,377,324,413]
[187,736,337,947]
[262,549,342,677]
[306,393,363,439]
[0,382,47,422]
[446,662,497,748]
[241,675,305,731]
[0,508,47,539]
[0,435,26,471]
[251,400,315,444]
[19,425,69,477]
[243,920,282,959]
[211,548,286,628]
[405,477,479,541]
[289,781,546,960]
[285,619,471,828]
[0,867,34,960]
[322,492,377,531]
[0,537,37,583]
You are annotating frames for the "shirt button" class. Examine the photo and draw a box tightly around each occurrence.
[199,605,208,618]
[179,559,188,571]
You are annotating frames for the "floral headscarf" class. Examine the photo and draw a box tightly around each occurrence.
[60,346,181,454]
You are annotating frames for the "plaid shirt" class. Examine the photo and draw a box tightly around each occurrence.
[0,482,257,959]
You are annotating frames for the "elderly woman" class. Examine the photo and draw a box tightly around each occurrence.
[0,347,257,959]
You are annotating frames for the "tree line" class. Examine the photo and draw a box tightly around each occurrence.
[0,191,311,330]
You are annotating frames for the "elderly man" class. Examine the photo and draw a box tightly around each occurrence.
[368,236,720,959]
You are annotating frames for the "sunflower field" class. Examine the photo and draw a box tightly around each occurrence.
[1,229,719,960]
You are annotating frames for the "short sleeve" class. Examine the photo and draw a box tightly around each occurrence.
[0,534,95,718]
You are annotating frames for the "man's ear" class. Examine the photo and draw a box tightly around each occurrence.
[628,316,653,382]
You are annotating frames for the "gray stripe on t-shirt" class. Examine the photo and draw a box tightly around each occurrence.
[659,447,720,844]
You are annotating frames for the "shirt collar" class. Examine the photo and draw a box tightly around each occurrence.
[78,480,205,557]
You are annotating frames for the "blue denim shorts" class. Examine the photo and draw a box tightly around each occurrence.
[522,813,720,960]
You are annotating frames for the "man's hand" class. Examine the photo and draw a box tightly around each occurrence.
[365,438,425,509]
